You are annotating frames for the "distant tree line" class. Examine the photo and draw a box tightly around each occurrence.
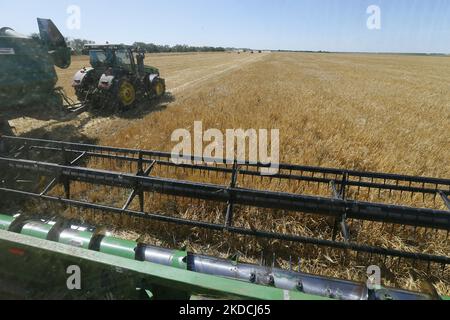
[67,39,95,55]
[35,34,248,55]
[132,42,227,53]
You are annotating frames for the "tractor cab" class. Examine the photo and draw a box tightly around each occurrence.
[85,45,153,79]
[87,45,136,74]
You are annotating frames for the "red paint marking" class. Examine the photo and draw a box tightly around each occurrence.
[8,248,25,256]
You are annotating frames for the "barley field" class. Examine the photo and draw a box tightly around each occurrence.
[56,52,450,179]
[13,52,450,295]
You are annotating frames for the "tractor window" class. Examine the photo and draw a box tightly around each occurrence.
[89,50,113,67]
[115,49,132,70]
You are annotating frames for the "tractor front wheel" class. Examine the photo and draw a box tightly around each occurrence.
[152,78,166,98]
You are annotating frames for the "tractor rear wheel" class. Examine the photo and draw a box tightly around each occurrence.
[117,79,136,109]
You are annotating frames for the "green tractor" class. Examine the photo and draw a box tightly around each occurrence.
[72,44,166,110]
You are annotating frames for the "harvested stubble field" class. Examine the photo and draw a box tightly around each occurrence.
[12,52,450,295]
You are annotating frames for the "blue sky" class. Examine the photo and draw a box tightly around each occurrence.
[1,0,450,53]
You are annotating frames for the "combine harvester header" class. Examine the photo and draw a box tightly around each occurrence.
[0,135,449,300]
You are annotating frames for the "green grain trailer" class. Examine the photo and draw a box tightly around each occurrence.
[0,18,70,107]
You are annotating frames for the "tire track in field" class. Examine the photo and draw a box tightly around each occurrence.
[170,54,268,94]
